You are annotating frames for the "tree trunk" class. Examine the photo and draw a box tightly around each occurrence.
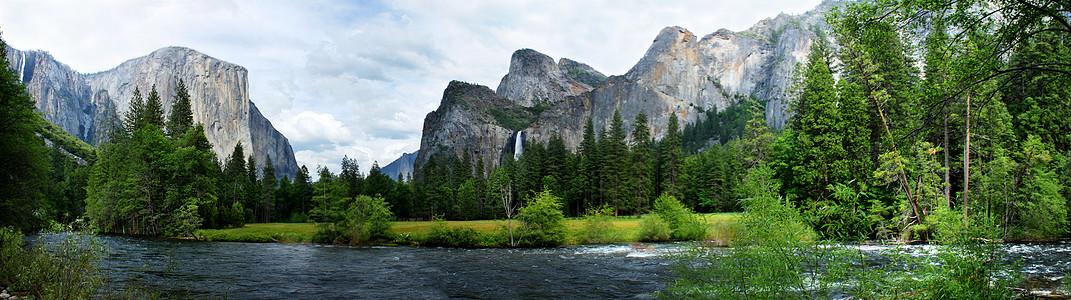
[963,94,971,227]
[943,109,951,208]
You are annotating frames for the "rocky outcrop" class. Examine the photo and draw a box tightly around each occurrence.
[4,44,298,178]
[84,47,297,178]
[495,49,601,107]
[416,2,837,170]
[4,46,115,145]
[381,151,418,181]
[415,81,531,173]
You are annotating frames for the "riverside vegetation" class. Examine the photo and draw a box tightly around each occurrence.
[3,0,1071,298]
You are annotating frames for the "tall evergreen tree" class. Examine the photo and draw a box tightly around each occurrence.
[143,85,166,129]
[601,110,628,215]
[167,79,193,138]
[260,155,277,223]
[340,155,364,198]
[661,112,684,198]
[0,36,51,231]
[630,112,653,213]
[245,155,262,222]
[576,118,599,211]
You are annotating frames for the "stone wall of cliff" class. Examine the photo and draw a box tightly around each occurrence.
[84,47,298,177]
[4,44,298,178]
[415,2,837,170]
[4,46,114,145]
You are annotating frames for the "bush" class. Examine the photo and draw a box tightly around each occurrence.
[652,193,708,240]
[423,219,486,247]
[574,205,618,244]
[516,190,567,247]
[315,195,394,245]
[637,214,672,242]
[663,166,1022,299]
[0,228,108,299]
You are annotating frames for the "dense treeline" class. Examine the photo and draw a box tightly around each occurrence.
[0,36,96,232]
[4,0,1070,244]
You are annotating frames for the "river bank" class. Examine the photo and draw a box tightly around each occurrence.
[192,213,740,246]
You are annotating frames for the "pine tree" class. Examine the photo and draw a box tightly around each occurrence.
[143,85,166,129]
[261,155,277,223]
[661,112,684,198]
[245,155,262,222]
[601,110,628,216]
[220,142,249,227]
[630,112,653,213]
[124,87,144,135]
[167,79,193,138]
[340,155,364,198]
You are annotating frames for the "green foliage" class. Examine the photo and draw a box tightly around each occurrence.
[574,205,618,244]
[166,79,193,138]
[651,193,707,240]
[422,218,487,247]
[681,99,752,154]
[681,143,743,213]
[637,214,672,242]
[316,195,394,245]
[566,68,607,87]
[516,190,567,247]
[0,228,108,299]
[0,37,52,232]
[35,114,97,162]
[487,104,545,132]
[660,112,684,198]
[662,166,820,298]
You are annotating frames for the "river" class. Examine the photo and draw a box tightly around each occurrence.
[97,236,674,299]
[93,236,1071,299]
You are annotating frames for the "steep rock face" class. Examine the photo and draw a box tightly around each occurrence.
[495,49,599,107]
[415,81,526,174]
[558,58,608,90]
[381,151,418,181]
[416,1,838,170]
[4,46,114,145]
[527,5,833,150]
[84,47,298,178]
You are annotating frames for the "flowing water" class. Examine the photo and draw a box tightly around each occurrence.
[91,236,1071,298]
[97,236,673,299]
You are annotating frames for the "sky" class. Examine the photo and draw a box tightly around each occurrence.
[1,0,822,175]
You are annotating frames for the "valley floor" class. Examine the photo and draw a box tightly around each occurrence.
[193,213,740,246]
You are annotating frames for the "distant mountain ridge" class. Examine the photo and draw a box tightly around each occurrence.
[415,1,840,173]
[4,45,299,178]
[381,152,418,181]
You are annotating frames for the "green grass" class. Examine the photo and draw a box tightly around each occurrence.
[195,223,318,243]
[193,213,740,245]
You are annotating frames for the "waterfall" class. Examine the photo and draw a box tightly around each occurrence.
[513,131,524,160]
[17,51,25,82]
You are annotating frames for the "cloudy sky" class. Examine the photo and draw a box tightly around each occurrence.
[1,0,821,175]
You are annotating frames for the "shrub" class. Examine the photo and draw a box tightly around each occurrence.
[0,228,107,299]
[574,205,618,244]
[652,193,708,240]
[423,219,485,247]
[516,190,567,247]
[315,195,394,245]
[637,214,672,242]
[663,165,1022,299]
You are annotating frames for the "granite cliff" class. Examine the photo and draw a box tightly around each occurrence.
[381,151,418,181]
[415,1,837,172]
[4,45,298,178]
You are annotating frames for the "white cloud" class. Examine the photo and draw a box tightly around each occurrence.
[1,0,823,175]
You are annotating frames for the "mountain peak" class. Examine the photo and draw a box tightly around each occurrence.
[495,48,597,107]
